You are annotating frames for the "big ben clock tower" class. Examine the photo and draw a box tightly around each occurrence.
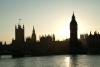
[69,12,86,54]
[69,12,78,53]
[70,12,78,42]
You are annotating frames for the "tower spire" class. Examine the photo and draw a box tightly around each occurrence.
[72,11,75,18]
[31,25,36,42]
[32,26,35,33]
[70,12,78,40]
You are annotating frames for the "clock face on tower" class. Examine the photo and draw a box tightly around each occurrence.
[71,25,77,28]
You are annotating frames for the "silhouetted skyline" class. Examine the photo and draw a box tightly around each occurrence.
[0,0,100,44]
[0,12,99,55]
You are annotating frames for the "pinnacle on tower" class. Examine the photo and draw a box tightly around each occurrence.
[23,25,24,29]
[72,12,75,18]
[70,12,77,25]
[32,26,35,33]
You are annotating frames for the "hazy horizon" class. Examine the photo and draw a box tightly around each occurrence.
[0,0,100,44]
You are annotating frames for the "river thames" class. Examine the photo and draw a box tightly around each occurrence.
[0,55,100,67]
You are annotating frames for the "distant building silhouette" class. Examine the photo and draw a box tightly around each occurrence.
[0,41,2,45]
[40,34,55,43]
[80,33,88,46]
[4,41,6,45]
[26,36,31,43]
[52,34,55,41]
[86,31,100,54]
[15,24,24,43]
[31,26,36,42]
[70,13,78,47]
[26,26,36,43]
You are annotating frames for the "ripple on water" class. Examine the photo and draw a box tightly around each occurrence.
[0,55,100,67]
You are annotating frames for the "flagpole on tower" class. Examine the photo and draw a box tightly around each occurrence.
[19,18,21,25]
[19,20,20,25]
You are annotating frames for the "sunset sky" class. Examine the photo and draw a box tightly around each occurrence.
[0,0,100,44]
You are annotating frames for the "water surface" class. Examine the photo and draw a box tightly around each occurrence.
[0,55,100,67]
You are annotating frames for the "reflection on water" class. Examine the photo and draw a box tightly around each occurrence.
[1,55,12,59]
[0,55,100,67]
[69,55,77,67]
[65,57,70,67]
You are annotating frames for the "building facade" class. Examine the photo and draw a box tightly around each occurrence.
[80,34,88,45]
[40,34,55,43]
[15,24,24,43]
[86,31,100,54]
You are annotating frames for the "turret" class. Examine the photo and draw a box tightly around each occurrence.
[53,34,55,41]
[23,25,24,29]
[15,24,24,43]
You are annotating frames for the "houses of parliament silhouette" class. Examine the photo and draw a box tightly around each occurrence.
[14,24,36,43]
[0,13,100,56]
[13,13,77,44]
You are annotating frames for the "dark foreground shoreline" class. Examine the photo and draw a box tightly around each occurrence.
[1,52,98,58]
